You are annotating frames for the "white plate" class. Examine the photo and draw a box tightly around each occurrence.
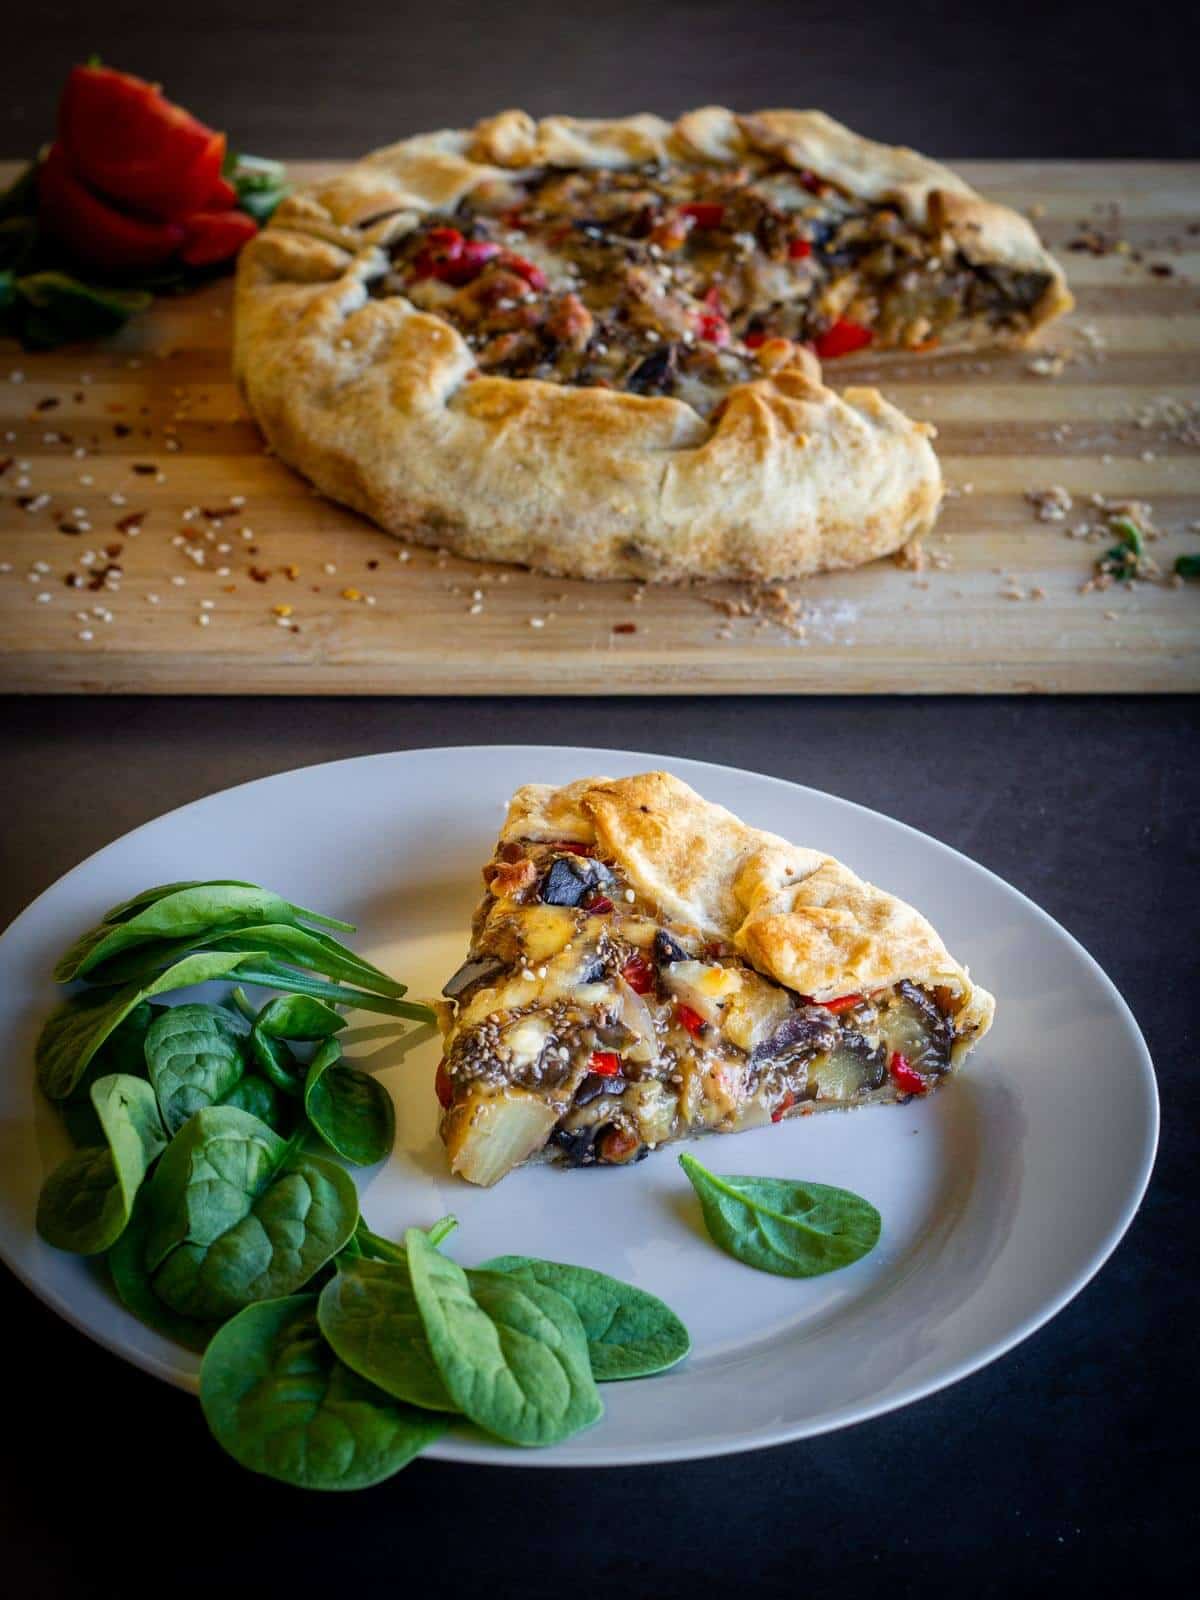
[0,747,1158,1466]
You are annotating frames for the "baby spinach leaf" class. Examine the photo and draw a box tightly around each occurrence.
[36,951,259,1101]
[221,1074,291,1133]
[8,272,151,349]
[88,922,404,998]
[36,1074,167,1255]
[255,994,346,1041]
[59,1001,157,1146]
[98,880,354,933]
[405,1229,602,1447]
[481,1257,691,1381]
[304,1039,395,1167]
[145,1106,359,1321]
[200,1295,444,1490]
[145,1003,249,1134]
[318,1256,457,1412]
[678,1152,881,1278]
[108,1189,217,1353]
[248,1027,305,1098]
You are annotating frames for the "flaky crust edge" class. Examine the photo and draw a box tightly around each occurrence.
[500,770,995,1063]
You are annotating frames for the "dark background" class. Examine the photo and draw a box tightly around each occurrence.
[2,3,1198,1596]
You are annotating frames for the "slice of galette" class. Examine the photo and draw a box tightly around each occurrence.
[434,772,994,1186]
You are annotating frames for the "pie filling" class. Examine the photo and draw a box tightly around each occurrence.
[371,160,1052,414]
[437,839,973,1185]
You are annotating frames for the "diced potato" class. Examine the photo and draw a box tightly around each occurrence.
[442,1087,558,1188]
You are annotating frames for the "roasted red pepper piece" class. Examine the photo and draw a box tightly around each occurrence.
[744,330,768,350]
[38,142,185,273]
[584,893,614,914]
[788,238,812,260]
[179,208,258,268]
[813,319,874,359]
[434,1059,454,1109]
[676,1003,706,1038]
[501,252,547,291]
[680,201,725,229]
[621,954,655,994]
[58,65,226,222]
[588,1050,622,1077]
[549,839,595,856]
[821,993,865,1014]
[771,1090,796,1123]
[696,289,731,346]
[888,1051,928,1096]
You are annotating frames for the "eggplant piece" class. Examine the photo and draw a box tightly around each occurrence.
[808,1031,887,1102]
[441,953,507,999]
[877,981,953,1077]
[540,855,613,908]
[626,345,677,395]
[575,1072,628,1106]
[653,929,688,966]
[749,1009,838,1071]
[551,1123,600,1166]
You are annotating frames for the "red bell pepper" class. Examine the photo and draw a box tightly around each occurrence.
[58,65,227,221]
[813,319,874,359]
[788,238,812,260]
[821,993,865,1014]
[680,201,725,229]
[696,286,730,346]
[621,954,655,994]
[771,1090,796,1123]
[500,252,547,291]
[744,330,768,350]
[584,893,614,914]
[588,1050,622,1077]
[888,1051,927,1096]
[676,1003,706,1038]
[550,840,595,856]
[38,142,185,273]
[180,208,258,268]
[435,1060,454,1109]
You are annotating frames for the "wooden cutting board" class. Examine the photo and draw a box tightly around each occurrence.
[2,160,1197,695]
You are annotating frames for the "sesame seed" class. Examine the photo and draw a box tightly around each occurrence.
[323,563,337,575]
[200,599,215,610]
[146,594,160,604]
[171,576,187,587]
[529,616,546,629]
[77,629,94,641]
[197,614,210,626]
[35,592,52,603]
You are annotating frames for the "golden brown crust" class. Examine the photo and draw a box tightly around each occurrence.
[502,771,995,1053]
[234,105,1069,582]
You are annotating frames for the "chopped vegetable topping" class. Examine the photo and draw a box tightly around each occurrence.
[887,1051,927,1096]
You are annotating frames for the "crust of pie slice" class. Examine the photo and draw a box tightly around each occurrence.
[503,772,995,1048]
[435,772,995,1183]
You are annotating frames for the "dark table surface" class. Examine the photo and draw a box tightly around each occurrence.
[2,3,1197,1595]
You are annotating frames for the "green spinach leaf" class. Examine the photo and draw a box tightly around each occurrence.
[405,1228,602,1447]
[36,1074,167,1255]
[97,880,353,933]
[481,1256,690,1380]
[678,1152,881,1278]
[199,1295,443,1489]
[59,1000,157,1146]
[221,1073,291,1133]
[318,1255,456,1412]
[303,1039,394,1167]
[255,994,346,1041]
[145,1002,249,1134]
[36,951,260,1101]
[108,1189,217,1353]
[145,1106,359,1321]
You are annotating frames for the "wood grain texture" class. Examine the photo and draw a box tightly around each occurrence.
[2,160,1198,695]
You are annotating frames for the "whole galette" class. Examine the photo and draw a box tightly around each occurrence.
[235,108,1070,581]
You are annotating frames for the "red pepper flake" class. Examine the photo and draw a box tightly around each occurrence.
[612,622,637,634]
[201,505,241,519]
[58,521,83,535]
[116,511,146,534]
[621,955,655,994]
[680,201,725,229]
[588,1050,622,1077]
[87,564,121,591]
[771,1091,796,1123]
[888,1051,928,1096]
[113,423,132,438]
[585,893,614,914]
[63,572,84,588]
[788,238,812,260]
[744,331,768,349]
[104,541,124,559]
[813,320,874,359]
[35,396,61,411]
[0,458,12,476]
[676,1003,706,1038]
[501,252,547,291]
[434,1060,454,1110]
[821,993,864,1014]
[366,558,379,570]
[131,463,157,475]
[248,565,272,583]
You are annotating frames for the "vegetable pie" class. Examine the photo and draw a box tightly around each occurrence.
[434,773,995,1185]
